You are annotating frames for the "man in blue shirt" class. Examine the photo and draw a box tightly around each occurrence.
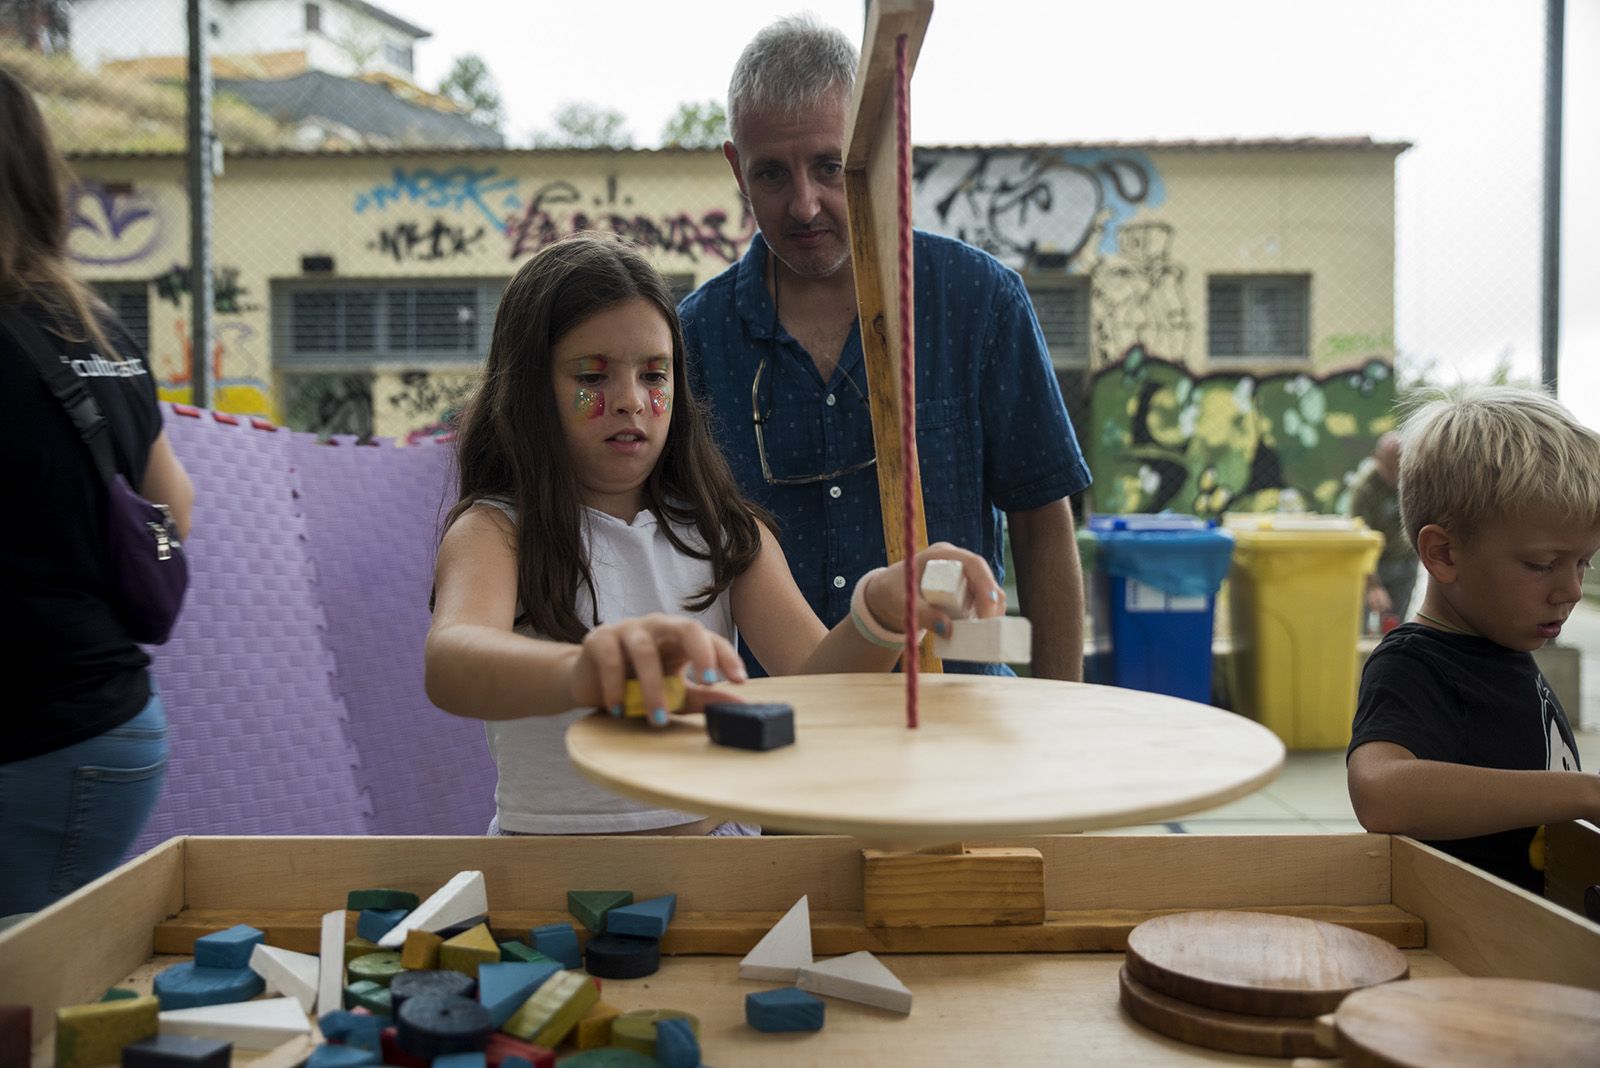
[680,14,1091,679]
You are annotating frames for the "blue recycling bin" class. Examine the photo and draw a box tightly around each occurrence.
[1083,515,1235,704]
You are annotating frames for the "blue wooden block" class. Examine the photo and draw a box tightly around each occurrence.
[704,703,795,751]
[191,924,264,969]
[431,1054,486,1068]
[498,1059,533,1068]
[529,923,581,970]
[745,988,825,1033]
[120,1034,232,1068]
[604,895,677,939]
[306,1045,379,1068]
[477,961,560,1028]
[356,908,408,943]
[317,1010,386,1052]
[653,1017,700,1068]
[152,962,265,1010]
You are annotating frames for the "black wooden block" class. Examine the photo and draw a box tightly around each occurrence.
[121,1034,232,1068]
[0,1005,30,1068]
[705,702,795,751]
[584,933,661,979]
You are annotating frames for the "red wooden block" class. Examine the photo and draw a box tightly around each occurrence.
[0,1005,30,1068]
[378,1027,427,1068]
[483,1032,554,1068]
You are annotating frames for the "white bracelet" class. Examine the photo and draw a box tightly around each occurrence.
[850,568,925,650]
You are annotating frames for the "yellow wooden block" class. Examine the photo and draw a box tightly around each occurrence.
[345,934,380,960]
[55,995,159,1068]
[401,929,443,970]
[502,970,598,1048]
[863,847,1045,927]
[438,922,499,979]
[574,1000,621,1051]
[621,675,686,718]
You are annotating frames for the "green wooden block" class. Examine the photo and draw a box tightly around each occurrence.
[502,971,597,1048]
[55,996,159,1068]
[611,1009,698,1057]
[345,934,381,960]
[498,941,559,967]
[347,888,421,912]
[343,980,393,1013]
[566,890,634,935]
[558,1051,661,1068]
[100,987,139,1001]
[347,951,405,987]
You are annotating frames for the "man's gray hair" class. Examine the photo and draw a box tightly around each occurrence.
[728,14,858,146]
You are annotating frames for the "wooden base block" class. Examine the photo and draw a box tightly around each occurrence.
[1118,967,1327,1059]
[55,996,159,1068]
[863,847,1045,927]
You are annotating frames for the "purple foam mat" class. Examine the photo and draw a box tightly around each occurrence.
[290,434,496,834]
[137,410,370,854]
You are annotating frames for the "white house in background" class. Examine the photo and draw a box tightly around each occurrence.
[69,0,428,81]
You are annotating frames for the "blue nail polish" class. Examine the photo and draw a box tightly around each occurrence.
[651,708,668,726]
[610,704,623,717]
[934,620,949,637]
[989,589,1001,602]
[702,668,722,684]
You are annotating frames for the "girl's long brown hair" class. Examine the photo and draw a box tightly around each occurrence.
[0,65,114,354]
[446,232,767,642]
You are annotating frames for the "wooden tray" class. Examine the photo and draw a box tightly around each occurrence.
[1125,910,1409,1017]
[567,674,1284,845]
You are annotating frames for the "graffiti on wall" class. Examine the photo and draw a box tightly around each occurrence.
[353,166,521,234]
[369,218,488,262]
[387,370,476,425]
[68,181,164,266]
[152,263,259,314]
[912,148,1161,270]
[1087,345,1396,518]
[285,374,375,440]
[504,179,754,263]
[1090,221,1190,366]
[154,318,273,417]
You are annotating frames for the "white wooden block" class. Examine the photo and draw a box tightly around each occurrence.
[377,870,488,948]
[739,895,813,982]
[159,997,311,1049]
[796,950,912,1014]
[919,559,969,616]
[317,908,344,1017]
[933,616,1032,664]
[249,943,319,1013]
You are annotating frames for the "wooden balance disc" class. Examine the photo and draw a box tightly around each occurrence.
[566,674,1284,846]
[1117,966,1327,1059]
[1125,910,1410,1018]
[1333,977,1600,1067]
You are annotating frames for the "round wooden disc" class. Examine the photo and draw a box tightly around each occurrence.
[1334,977,1600,1067]
[566,674,1283,845]
[1118,966,1327,1059]
[1125,911,1409,1018]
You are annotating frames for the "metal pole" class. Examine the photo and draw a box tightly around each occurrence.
[1541,0,1564,394]
[186,0,215,408]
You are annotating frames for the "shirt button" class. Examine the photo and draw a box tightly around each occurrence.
[829,485,842,499]
[833,575,847,589]
[825,393,837,407]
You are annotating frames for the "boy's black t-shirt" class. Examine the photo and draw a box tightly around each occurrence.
[1349,623,1582,893]
[2,302,162,762]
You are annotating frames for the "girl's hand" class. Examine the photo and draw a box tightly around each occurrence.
[569,613,747,727]
[862,543,1006,639]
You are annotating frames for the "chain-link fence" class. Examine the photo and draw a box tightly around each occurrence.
[3,0,1563,520]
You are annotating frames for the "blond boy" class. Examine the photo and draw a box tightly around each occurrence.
[1347,385,1600,892]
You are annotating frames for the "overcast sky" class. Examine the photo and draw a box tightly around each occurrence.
[383,0,1599,429]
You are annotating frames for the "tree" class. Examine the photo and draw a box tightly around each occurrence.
[2,0,71,52]
[438,54,503,131]
[531,101,633,149]
[660,99,728,149]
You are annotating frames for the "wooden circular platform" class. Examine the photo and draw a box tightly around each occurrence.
[1125,910,1409,1017]
[1333,977,1600,1066]
[566,674,1285,845]
[1117,966,1325,1059]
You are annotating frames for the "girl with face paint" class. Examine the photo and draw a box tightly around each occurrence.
[426,233,1006,836]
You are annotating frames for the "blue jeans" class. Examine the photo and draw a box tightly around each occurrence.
[0,693,168,922]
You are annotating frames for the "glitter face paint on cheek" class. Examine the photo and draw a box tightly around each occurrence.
[649,388,670,417]
[574,388,605,419]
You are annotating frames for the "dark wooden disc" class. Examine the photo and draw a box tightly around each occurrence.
[1125,910,1408,1017]
[1334,977,1600,1067]
[1118,966,1330,1059]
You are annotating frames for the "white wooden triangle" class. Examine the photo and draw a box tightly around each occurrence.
[159,997,311,1048]
[739,895,813,981]
[249,943,319,1012]
[378,870,488,948]
[317,908,344,1017]
[797,950,912,1014]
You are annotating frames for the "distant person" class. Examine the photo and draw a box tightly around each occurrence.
[424,233,1004,837]
[1347,385,1599,893]
[0,66,194,922]
[678,15,1091,680]
[1348,431,1415,630]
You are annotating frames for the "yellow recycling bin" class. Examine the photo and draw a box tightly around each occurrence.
[1224,515,1384,749]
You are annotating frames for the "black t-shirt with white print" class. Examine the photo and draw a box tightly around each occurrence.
[2,302,162,762]
[1349,623,1582,893]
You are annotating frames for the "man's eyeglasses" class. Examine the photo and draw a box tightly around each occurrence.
[751,351,877,485]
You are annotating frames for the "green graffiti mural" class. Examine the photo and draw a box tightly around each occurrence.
[1088,346,1397,517]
